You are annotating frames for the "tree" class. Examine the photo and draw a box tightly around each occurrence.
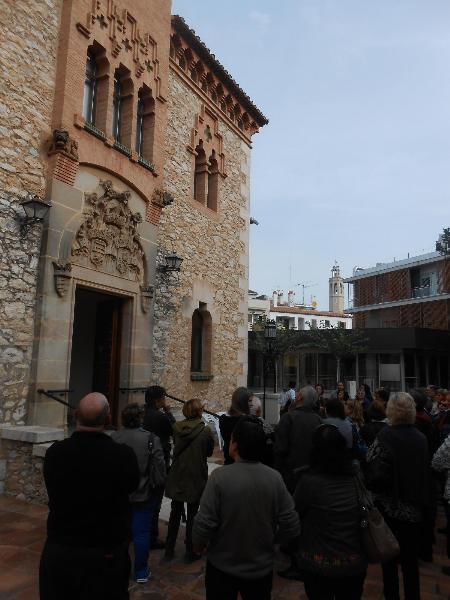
[306,326,369,383]
[436,227,450,256]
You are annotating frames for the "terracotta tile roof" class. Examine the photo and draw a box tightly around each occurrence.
[270,304,352,318]
[171,15,269,127]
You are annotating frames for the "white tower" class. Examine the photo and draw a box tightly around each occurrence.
[329,263,344,313]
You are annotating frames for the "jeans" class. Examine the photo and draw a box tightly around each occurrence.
[131,497,158,579]
[151,485,165,540]
[39,539,130,600]
[165,500,199,555]
[381,517,420,600]
[205,560,273,600]
[303,573,366,600]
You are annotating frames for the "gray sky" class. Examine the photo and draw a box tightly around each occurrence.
[172,0,450,309]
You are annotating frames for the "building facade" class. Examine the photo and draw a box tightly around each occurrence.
[344,252,450,390]
[0,0,267,430]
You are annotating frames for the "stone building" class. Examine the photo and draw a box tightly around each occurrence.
[0,0,267,438]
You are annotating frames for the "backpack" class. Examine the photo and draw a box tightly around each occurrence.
[147,432,167,490]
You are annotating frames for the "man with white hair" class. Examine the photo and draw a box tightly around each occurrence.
[40,393,140,600]
[274,385,322,493]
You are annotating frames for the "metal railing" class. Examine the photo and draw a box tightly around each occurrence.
[119,387,220,418]
[37,389,76,410]
[38,387,221,420]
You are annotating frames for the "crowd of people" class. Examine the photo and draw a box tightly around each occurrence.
[38,381,450,600]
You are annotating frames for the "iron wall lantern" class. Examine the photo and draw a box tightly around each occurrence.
[20,194,52,235]
[158,252,183,273]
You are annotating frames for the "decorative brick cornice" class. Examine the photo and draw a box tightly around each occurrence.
[171,15,268,129]
[187,104,226,177]
[76,0,165,101]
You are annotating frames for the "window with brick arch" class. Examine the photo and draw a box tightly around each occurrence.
[112,66,133,147]
[194,142,208,204]
[191,304,212,374]
[82,52,97,124]
[135,86,155,162]
[207,151,219,211]
[82,43,109,132]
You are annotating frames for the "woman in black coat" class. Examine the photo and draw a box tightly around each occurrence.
[219,387,251,464]
[366,392,431,600]
[294,424,367,599]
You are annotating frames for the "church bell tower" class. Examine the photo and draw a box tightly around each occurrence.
[329,263,344,313]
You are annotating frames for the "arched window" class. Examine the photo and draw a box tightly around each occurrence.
[194,142,207,204]
[207,152,219,211]
[191,303,212,374]
[112,74,122,141]
[112,67,133,146]
[191,309,203,372]
[82,51,97,124]
[135,86,155,161]
[81,44,109,132]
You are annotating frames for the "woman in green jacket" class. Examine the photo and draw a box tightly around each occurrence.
[164,398,214,562]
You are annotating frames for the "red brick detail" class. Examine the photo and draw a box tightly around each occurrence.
[355,269,410,306]
[354,312,367,329]
[49,154,78,186]
[422,300,448,330]
[399,304,422,328]
[146,203,162,225]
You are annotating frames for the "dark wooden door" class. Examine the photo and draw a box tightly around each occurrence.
[92,298,122,425]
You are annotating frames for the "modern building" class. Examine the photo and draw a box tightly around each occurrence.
[0,0,267,432]
[248,253,450,395]
[344,251,450,390]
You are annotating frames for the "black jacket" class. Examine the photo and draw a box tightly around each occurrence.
[366,424,431,510]
[294,468,367,576]
[219,415,241,465]
[44,431,139,547]
[274,406,322,492]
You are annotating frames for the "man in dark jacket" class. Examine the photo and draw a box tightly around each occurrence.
[40,393,140,600]
[143,385,175,548]
[274,386,322,493]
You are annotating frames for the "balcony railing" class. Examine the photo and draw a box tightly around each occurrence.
[411,285,431,299]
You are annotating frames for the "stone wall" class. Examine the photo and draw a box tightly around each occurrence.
[152,71,251,411]
[0,0,61,424]
[0,439,47,504]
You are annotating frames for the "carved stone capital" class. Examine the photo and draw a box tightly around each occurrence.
[152,188,174,208]
[140,284,154,313]
[52,261,72,298]
[48,129,79,162]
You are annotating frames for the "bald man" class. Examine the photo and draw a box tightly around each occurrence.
[39,393,140,600]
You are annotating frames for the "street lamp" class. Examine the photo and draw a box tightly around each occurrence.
[262,319,277,418]
[158,252,183,273]
[19,194,52,236]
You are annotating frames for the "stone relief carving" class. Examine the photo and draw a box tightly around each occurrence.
[152,188,174,208]
[71,180,145,282]
[140,284,154,314]
[52,261,72,298]
[48,129,79,161]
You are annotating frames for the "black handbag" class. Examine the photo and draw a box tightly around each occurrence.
[354,472,400,564]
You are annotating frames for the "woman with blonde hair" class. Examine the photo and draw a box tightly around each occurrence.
[164,398,214,563]
[366,392,431,600]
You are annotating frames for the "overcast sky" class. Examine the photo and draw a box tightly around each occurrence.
[172,0,450,309]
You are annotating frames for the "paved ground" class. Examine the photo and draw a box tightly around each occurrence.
[1,493,450,599]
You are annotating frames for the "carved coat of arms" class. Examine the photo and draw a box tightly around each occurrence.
[71,180,145,282]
